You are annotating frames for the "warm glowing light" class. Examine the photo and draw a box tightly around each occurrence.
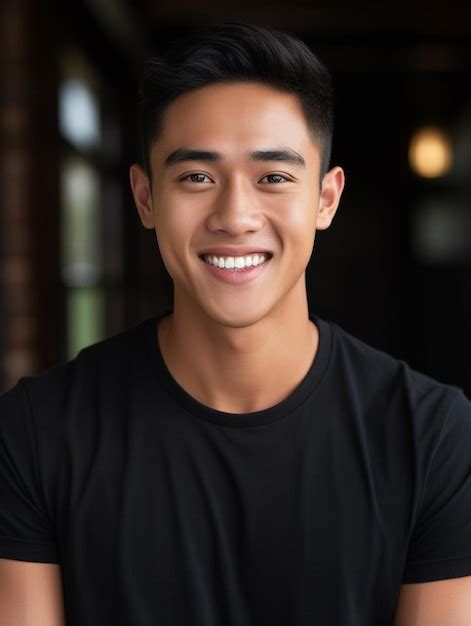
[408,126,452,178]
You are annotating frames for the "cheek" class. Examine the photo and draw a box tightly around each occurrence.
[271,196,317,243]
[154,202,200,272]
[157,192,203,234]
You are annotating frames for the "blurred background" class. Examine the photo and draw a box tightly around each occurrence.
[1,1,470,395]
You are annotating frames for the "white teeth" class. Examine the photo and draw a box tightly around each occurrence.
[202,253,269,270]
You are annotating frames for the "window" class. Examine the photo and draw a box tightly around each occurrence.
[58,49,123,359]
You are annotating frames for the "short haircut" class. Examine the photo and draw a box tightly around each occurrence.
[137,21,334,184]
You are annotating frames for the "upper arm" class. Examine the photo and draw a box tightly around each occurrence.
[394,390,471,624]
[401,389,471,586]
[393,576,471,626]
[0,558,65,625]
[0,381,60,563]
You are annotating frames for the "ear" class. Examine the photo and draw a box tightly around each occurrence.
[316,166,345,230]
[129,163,155,229]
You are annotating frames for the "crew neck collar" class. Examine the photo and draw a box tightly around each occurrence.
[141,306,333,428]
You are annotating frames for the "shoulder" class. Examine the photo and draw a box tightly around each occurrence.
[326,318,465,422]
[1,317,151,423]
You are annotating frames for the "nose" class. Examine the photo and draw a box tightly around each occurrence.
[205,176,265,237]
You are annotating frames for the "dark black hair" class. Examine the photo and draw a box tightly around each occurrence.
[137,21,334,184]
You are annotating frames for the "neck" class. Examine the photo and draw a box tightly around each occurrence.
[157,288,319,414]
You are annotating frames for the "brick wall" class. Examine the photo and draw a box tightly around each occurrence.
[0,0,61,392]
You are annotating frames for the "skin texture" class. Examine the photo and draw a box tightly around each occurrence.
[130,80,345,413]
[393,576,471,626]
[0,558,65,625]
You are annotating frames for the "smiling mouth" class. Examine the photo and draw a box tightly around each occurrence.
[197,252,273,260]
[198,253,273,269]
[197,252,273,283]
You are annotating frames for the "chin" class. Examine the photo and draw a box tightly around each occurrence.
[200,300,273,329]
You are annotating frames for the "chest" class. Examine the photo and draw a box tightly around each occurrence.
[56,415,410,624]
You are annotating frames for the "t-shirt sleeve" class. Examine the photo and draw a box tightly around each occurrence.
[401,388,471,583]
[0,378,59,563]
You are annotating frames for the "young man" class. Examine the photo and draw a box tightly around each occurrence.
[0,21,470,626]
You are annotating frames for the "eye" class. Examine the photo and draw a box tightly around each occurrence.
[180,173,212,184]
[259,173,291,184]
[179,172,292,185]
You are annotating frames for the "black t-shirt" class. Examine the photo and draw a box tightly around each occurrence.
[1,307,471,625]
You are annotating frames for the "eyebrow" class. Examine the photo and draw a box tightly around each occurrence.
[163,147,306,168]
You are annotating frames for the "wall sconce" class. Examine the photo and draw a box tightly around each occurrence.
[408,125,453,178]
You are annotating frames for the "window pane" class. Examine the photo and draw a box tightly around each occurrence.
[66,287,104,359]
[60,155,102,286]
[59,78,101,150]
[58,50,102,152]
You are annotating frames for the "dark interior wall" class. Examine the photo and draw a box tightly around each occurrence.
[1,1,62,388]
[307,60,403,356]
[305,37,471,394]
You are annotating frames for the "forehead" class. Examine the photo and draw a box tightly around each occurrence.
[152,81,320,164]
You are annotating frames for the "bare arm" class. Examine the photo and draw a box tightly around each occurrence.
[0,558,65,625]
[393,576,471,626]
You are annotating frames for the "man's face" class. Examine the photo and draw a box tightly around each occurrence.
[131,81,344,327]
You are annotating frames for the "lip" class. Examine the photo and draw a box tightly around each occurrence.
[199,255,271,285]
[198,248,273,258]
